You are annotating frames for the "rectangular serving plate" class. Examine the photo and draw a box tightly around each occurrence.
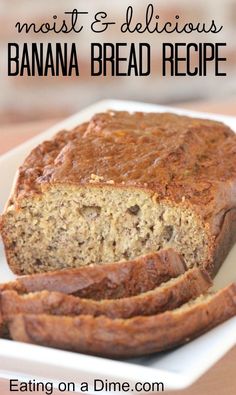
[0,100,236,393]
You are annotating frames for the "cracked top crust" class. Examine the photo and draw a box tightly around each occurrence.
[11,111,236,225]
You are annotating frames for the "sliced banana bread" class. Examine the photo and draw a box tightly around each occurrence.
[0,267,211,322]
[7,283,236,358]
[0,249,186,299]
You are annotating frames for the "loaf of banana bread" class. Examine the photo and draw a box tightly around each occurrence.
[1,111,236,275]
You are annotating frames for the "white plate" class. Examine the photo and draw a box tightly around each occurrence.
[0,100,236,393]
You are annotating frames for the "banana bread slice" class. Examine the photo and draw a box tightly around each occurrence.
[0,267,211,323]
[1,111,236,275]
[0,249,186,299]
[7,283,236,358]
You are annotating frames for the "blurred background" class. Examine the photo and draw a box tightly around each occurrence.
[0,0,236,125]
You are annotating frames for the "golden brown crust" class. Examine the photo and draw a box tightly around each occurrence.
[3,111,236,227]
[9,112,235,207]
[9,112,236,216]
[8,283,236,358]
[0,267,211,320]
[0,249,186,299]
[10,124,88,203]
[209,208,236,276]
